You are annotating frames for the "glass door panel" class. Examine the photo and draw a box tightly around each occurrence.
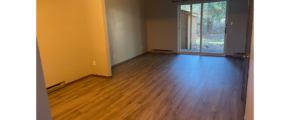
[201,1,227,53]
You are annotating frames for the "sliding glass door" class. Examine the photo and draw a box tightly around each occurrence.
[179,1,227,54]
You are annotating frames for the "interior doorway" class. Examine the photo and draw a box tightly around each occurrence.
[178,1,228,55]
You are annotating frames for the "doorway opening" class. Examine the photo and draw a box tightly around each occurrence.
[178,1,227,55]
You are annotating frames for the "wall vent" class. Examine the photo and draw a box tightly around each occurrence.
[151,49,173,54]
[46,81,65,94]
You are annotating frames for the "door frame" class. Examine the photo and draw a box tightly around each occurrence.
[177,0,229,56]
[241,0,254,117]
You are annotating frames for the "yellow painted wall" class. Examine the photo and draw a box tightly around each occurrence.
[83,0,112,75]
[37,0,111,87]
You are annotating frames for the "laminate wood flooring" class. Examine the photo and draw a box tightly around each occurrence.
[47,53,244,120]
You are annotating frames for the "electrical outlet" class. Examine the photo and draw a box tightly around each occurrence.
[231,22,233,25]
[93,61,96,65]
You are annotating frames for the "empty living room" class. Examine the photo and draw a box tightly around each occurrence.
[36,0,254,119]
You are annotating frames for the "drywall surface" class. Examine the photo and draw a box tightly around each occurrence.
[145,0,178,53]
[37,0,111,87]
[37,42,52,120]
[245,17,253,120]
[226,0,249,55]
[105,0,148,65]
[83,0,112,75]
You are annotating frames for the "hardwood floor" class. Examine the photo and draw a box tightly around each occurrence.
[47,53,244,120]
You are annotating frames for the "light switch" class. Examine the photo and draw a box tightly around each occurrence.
[231,22,233,25]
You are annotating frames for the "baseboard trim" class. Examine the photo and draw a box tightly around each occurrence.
[91,74,111,78]
[148,51,178,54]
[112,52,149,68]
[65,74,92,86]
[65,74,110,87]
[151,49,173,54]
[225,55,234,57]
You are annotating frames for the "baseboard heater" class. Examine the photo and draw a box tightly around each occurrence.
[46,81,65,94]
[234,53,245,58]
[151,49,173,54]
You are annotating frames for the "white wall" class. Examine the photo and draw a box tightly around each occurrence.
[144,0,249,55]
[35,37,52,120]
[245,16,253,120]
[226,0,249,55]
[105,0,148,66]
